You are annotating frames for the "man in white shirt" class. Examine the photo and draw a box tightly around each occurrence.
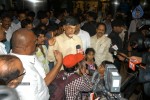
[10,28,63,100]
[75,22,90,52]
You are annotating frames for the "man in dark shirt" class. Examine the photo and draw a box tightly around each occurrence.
[108,19,124,71]
[108,19,124,52]
[81,11,97,36]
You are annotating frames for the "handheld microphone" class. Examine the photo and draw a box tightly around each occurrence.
[76,45,84,54]
[109,45,141,71]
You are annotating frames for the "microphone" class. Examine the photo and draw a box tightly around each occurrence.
[76,45,84,54]
[109,45,141,71]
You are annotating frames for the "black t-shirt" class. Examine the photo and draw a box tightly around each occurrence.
[108,31,123,52]
[81,21,97,37]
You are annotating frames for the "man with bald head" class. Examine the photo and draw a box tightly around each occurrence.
[0,55,25,88]
[10,28,63,100]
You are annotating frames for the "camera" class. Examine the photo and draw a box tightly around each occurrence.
[91,64,125,100]
[0,86,19,100]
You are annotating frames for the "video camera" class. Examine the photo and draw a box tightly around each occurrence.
[110,42,150,97]
[0,86,19,100]
[91,64,125,100]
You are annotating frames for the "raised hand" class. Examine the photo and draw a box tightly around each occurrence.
[53,50,63,65]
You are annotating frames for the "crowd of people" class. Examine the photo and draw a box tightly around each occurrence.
[0,4,149,100]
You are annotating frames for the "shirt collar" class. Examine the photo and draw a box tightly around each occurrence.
[10,53,35,64]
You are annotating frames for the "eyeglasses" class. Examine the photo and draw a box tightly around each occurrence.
[17,69,26,78]
[7,69,26,84]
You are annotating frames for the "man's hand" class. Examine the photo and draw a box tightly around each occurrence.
[48,37,56,46]
[117,53,128,61]
[53,50,63,65]
[130,56,142,63]
[44,50,63,85]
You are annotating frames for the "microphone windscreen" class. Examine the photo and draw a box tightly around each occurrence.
[109,47,115,53]
[76,45,81,49]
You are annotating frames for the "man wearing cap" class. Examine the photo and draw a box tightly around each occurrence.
[63,53,93,100]
[47,16,83,70]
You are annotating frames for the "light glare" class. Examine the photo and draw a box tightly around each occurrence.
[26,0,42,3]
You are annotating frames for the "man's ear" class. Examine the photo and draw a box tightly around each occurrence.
[7,79,19,88]
[63,25,66,31]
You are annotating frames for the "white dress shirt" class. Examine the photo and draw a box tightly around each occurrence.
[10,53,49,100]
[0,42,7,54]
[11,21,21,32]
[33,55,46,78]
[77,29,91,52]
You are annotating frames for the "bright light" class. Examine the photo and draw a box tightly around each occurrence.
[114,1,119,5]
[26,0,43,3]
[143,2,147,6]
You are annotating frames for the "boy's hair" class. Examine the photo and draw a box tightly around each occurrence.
[32,28,46,37]
[21,19,32,28]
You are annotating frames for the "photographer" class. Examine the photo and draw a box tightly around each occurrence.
[117,51,150,98]
[130,52,150,97]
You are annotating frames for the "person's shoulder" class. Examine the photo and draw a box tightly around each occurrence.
[56,33,64,40]
[74,34,82,40]
[42,45,47,50]
[104,35,111,40]
[108,32,116,37]
[80,29,90,36]
[91,35,96,39]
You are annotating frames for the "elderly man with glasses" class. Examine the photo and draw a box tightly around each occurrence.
[0,55,25,88]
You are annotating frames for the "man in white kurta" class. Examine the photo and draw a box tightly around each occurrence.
[91,23,113,67]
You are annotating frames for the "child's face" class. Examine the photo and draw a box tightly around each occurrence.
[86,51,94,60]
[98,65,105,76]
